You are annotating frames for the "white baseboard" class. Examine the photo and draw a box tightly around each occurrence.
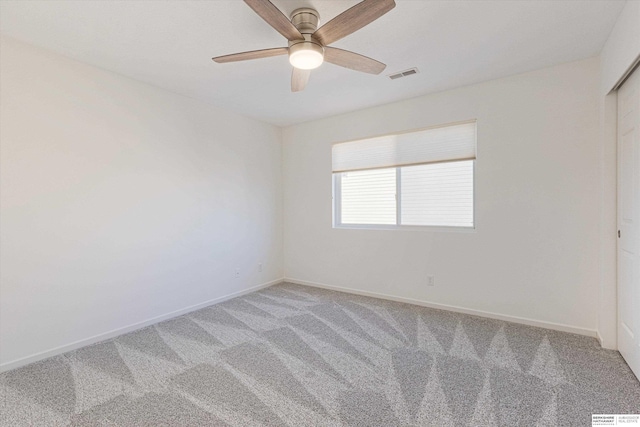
[0,278,283,373]
[285,277,598,338]
[596,329,618,350]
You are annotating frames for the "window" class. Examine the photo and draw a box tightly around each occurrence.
[333,121,476,229]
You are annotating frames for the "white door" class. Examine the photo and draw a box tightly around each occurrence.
[618,66,640,380]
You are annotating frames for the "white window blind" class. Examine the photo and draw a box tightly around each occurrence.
[401,161,474,227]
[333,121,476,229]
[340,168,396,225]
[332,121,476,173]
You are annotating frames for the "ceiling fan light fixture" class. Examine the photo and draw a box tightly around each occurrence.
[289,41,324,70]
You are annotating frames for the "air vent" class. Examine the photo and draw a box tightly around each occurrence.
[388,68,419,80]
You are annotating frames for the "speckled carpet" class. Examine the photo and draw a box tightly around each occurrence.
[1,282,639,426]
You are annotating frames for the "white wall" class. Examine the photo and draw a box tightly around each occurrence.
[597,0,640,349]
[283,57,600,335]
[0,36,283,369]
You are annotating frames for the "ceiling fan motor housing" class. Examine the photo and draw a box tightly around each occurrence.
[290,8,320,35]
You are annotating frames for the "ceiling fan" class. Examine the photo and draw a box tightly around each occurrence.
[212,0,396,92]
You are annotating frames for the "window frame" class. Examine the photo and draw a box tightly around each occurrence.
[332,159,476,232]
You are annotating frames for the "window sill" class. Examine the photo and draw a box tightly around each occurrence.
[332,224,476,233]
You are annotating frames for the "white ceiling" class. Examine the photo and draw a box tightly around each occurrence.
[0,0,626,126]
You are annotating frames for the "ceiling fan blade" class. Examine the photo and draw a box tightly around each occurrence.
[312,0,395,46]
[324,47,386,74]
[212,47,288,63]
[244,0,303,41]
[291,67,310,92]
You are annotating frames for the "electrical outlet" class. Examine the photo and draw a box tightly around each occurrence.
[235,268,240,278]
[258,263,263,272]
[427,275,435,286]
